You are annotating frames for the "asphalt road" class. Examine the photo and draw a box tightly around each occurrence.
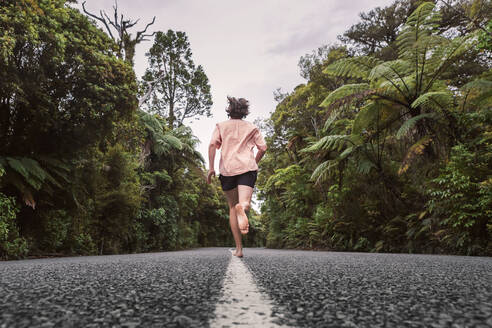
[243,249,492,327]
[0,248,229,328]
[1,248,491,327]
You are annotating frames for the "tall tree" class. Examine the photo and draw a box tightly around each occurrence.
[338,0,421,60]
[142,30,213,129]
[339,0,492,61]
[82,0,156,65]
[0,0,137,207]
[304,2,481,184]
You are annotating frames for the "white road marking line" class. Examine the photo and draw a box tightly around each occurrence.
[210,251,287,327]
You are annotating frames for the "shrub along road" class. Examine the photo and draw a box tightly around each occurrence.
[0,248,491,327]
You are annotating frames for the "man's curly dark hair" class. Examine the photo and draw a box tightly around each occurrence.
[226,96,250,119]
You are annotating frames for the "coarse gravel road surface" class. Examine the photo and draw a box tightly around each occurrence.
[1,247,491,327]
[243,248,492,328]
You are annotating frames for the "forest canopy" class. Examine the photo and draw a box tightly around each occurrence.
[256,0,492,256]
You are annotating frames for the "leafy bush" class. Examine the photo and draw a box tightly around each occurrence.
[426,143,492,255]
[39,210,71,252]
[0,190,28,259]
[73,233,97,256]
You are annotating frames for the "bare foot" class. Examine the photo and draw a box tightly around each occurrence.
[235,203,249,234]
[232,249,243,257]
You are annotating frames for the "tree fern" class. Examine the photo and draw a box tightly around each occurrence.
[369,60,412,84]
[310,160,337,185]
[323,56,382,79]
[396,2,440,61]
[0,156,67,208]
[411,92,454,111]
[398,135,433,174]
[351,102,381,135]
[356,155,377,174]
[301,135,350,153]
[396,113,436,140]
[461,79,492,107]
[320,83,371,109]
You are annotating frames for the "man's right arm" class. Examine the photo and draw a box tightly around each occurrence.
[255,148,266,164]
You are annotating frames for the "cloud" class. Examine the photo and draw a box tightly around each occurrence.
[73,0,396,211]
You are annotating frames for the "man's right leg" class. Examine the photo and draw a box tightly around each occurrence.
[236,184,254,234]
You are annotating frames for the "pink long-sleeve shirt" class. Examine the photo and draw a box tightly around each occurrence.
[210,118,267,176]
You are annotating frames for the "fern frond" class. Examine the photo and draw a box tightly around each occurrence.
[322,110,340,133]
[356,155,377,174]
[461,79,492,107]
[411,91,454,111]
[138,110,164,139]
[424,34,478,91]
[323,56,383,79]
[19,157,62,188]
[193,150,205,163]
[396,113,436,139]
[398,135,433,174]
[154,134,183,156]
[369,60,412,82]
[320,83,371,109]
[352,102,380,135]
[338,146,355,160]
[37,156,71,184]
[301,135,349,153]
[310,160,337,185]
[161,134,183,150]
[397,2,440,60]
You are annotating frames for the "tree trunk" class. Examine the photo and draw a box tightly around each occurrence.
[169,102,175,129]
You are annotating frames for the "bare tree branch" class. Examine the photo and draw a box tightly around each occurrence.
[139,70,165,107]
[82,1,115,40]
[82,0,156,63]
[136,16,157,42]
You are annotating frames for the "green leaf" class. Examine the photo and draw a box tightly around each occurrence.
[411,91,454,110]
[320,83,371,109]
[396,113,436,139]
[323,56,382,79]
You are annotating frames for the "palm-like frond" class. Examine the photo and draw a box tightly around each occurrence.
[357,156,377,174]
[369,60,412,82]
[320,83,371,109]
[396,2,440,61]
[411,91,454,111]
[310,160,337,185]
[323,56,383,79]
[138,110,185,157]
[154,135,183,156]
[301,135,350,153]
[338,146,355,160]
[461,79,492,107]
[424,34,478,92]
[137,110,164,139]
[0,156,69,208]
[396,113,436,139]
[323,110,341,133]
[351,102,381,135]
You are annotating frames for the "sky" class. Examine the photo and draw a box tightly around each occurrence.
[74,0,395,210]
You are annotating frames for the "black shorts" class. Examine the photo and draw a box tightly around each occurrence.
[218,170,258,191]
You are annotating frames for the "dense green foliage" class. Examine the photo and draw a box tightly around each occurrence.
[1,0,489,259]
[257,1,492,255]
[0,0,263,260]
